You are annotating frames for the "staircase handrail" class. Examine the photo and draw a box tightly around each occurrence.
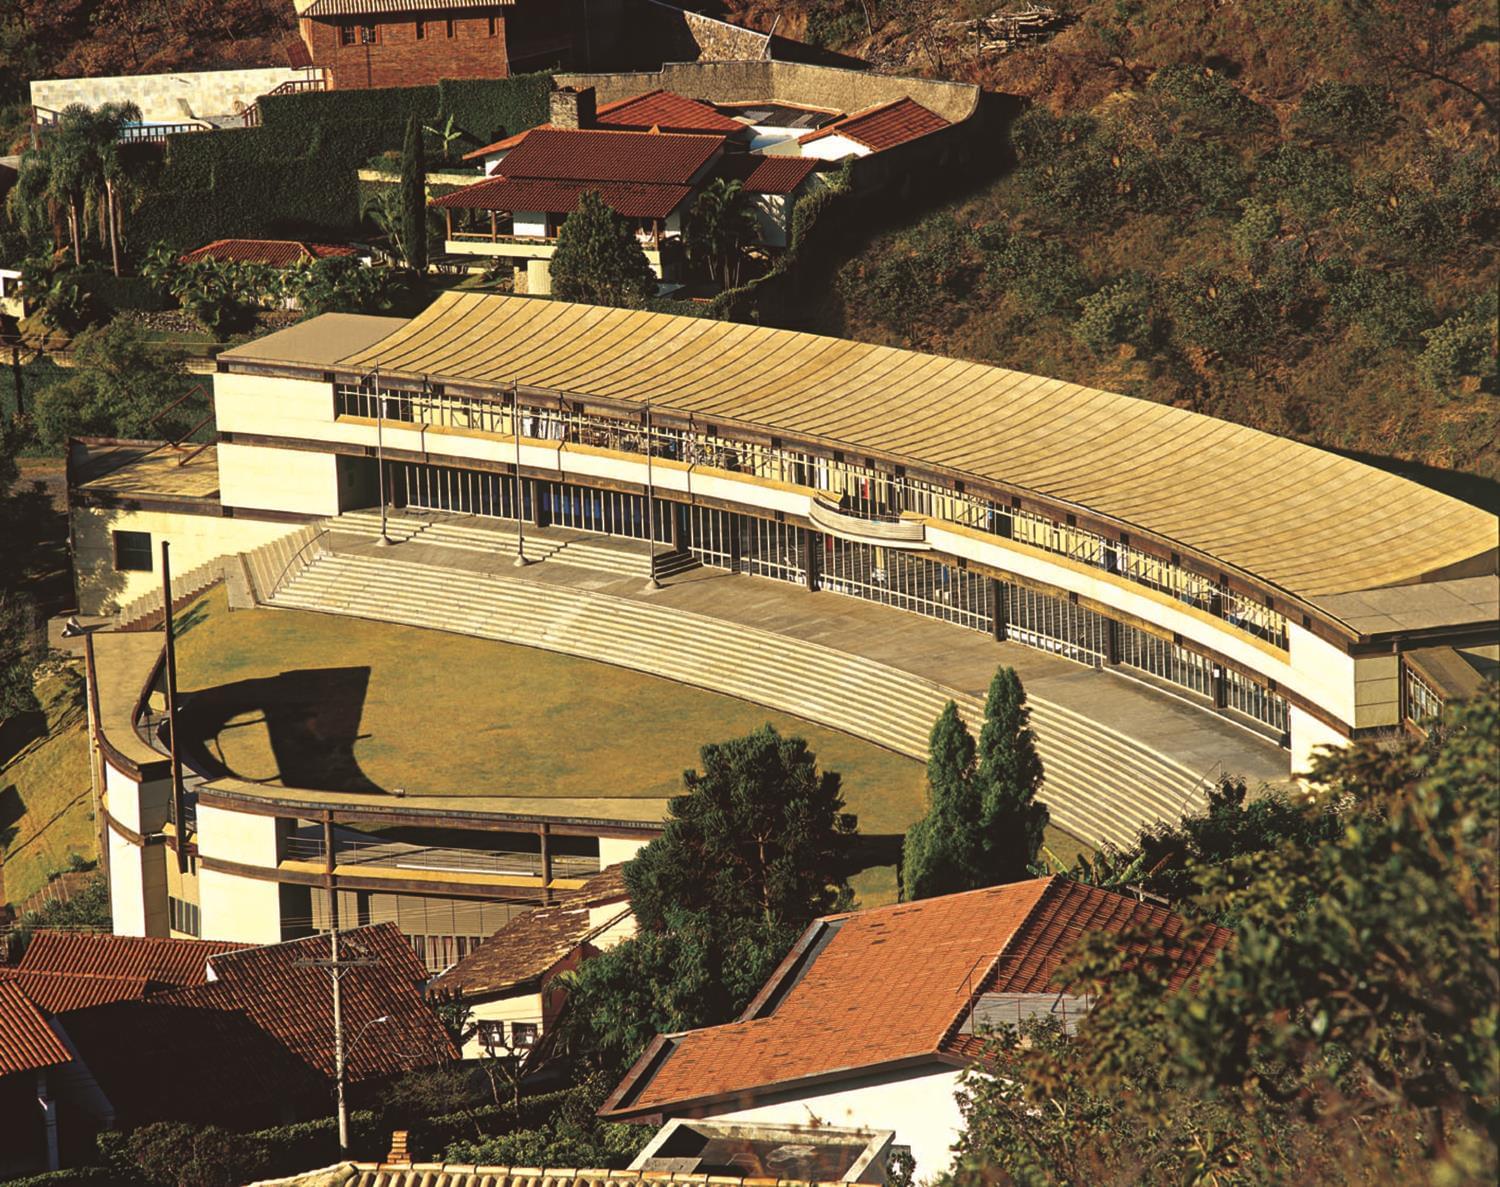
[266,527,330,602]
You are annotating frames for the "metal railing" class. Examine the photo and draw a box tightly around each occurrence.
[282,834,599,881]
[242,76,327,127]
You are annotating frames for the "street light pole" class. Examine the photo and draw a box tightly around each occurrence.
[296,915,379,1158]
[374,364,391,546]
[643,404,658,591]
[512,381,528,566]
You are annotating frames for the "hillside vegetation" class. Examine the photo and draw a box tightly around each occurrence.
[740,0,1500,491]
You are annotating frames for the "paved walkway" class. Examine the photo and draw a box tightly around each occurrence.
[330,512,1291,788]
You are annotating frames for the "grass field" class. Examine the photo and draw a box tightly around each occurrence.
[175,587,1088,905]
[1,669,96,907]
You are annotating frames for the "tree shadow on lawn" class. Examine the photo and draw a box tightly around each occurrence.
[845,832,905,884]
[177,667,386,794]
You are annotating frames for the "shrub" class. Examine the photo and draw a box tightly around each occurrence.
[1167,268,1277,362]
[1074,278,1155,353]
[1321,260,1433,340]
[1230,198,1281,262]
[1259,145,1354,221]
[1148,64,1274,136]
[1415,309,1496,394]
[980,227,1088,316]
[1294,81,1390,140]
[107,1121,268,1187]
[550,190,656,307]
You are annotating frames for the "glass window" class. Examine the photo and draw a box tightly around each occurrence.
[113,530,153,572]
[511,1021,538,1047]
[359,23,377,44]
[415,19,426,39]
[339,24,356,46]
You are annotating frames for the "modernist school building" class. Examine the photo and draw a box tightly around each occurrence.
[73,293,1499,959]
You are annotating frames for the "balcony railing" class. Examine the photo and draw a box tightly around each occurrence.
[282,833,598,882]
[809,496,926,546]
[242,77,327,127]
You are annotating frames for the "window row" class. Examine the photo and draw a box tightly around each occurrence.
[335,381,1290,650]
[409,932,486,974]
[337,17,497,46]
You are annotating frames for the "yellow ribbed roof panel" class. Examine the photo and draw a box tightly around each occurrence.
[336,293,1498,601]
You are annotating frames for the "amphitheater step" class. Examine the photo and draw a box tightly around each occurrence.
[266,549,1212,851]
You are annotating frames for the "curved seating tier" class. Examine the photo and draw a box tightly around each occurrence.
[267,548,1213,851]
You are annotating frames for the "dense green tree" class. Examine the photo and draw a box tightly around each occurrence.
[1416,305,1497,395]
[974,667,1048,883]
[1293,80,1391,140]
[1073,278,1155,353]
[400,114,428,275]
[566,725,856,1073]
[624,724,857,931]
[949,688,1499,1185]
[0,417,41,724]
[550,190,656,307]
[901,701,982,900]
[32,317,195,446]
[685,177,759,288]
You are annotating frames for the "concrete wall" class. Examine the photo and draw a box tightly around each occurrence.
[710,1064,965,1179]
[555,60,981,124]
[72,504,300,615]
[599,836,649,868]
[463,990,545,1059]
[218,442,342,517]
[196,804,286,945]
[31,68,303,122]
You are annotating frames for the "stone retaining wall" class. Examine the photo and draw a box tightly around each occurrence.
[31,66,304,121]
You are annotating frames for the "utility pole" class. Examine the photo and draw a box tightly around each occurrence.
[296,898,379,1156]
[512,381,528,566]
[643,404,658,590]
[160,542,188,873]
[373,365,391,546]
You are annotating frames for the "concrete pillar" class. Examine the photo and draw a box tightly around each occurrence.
[539,824,552,905]
[1103,617,1120,666]
[803,528,819,591]
[991,578,1008,642]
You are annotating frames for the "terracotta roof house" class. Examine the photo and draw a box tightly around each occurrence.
[712,153,821,249]
[464,89,746,171]
[45,924,456,1131]
[180,238,360,268]
[793,97,950,160]
[16,930,249,986]
[428,864,635,1060]
[433,91,728,292]
[600,877,1230,1177]
[0,980,72,1176]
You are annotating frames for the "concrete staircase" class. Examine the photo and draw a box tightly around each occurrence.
[266,549,1213,850]
[326,510,697,580]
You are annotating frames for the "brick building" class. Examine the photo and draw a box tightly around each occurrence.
[293,0,605,90]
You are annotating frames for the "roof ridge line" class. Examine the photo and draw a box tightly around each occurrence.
[935,875,1062,1051]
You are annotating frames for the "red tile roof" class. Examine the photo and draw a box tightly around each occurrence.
[431,176,693,220]
[715,153,819,195]
[18,932,249,986]
[0,968,154,1013]
[595,90,745,135]
[798,97,950,152]
[0,981,70,1075]
[602,877,1230,1117]
[52,925,456,1126]
[493,127,724,185]
[463,91,743,161]
[179,239,359,267]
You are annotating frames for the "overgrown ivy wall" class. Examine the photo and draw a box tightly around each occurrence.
[130,74,551,251]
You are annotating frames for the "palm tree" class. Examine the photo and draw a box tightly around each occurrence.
[685,177,761,289]
[89,100,144,276]
[362,186,407,265]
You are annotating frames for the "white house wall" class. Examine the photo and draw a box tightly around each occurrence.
[195,804,285,944]
[218,442,342,517]
[798,134,868,161]
[708,1064,966,1180]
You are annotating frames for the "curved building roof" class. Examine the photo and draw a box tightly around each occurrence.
[334,294,1497,603]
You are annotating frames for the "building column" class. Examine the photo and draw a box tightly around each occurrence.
[991,578,1008,642]
[1212,664,1228,710]
[729,516,742,574]
[803,529,819,592]
[538,823,552,906]
[38,1070,58,1172]
[1103,617,1120,666]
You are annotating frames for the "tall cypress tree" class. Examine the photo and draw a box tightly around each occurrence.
[900,701,983,900]
[975,666,1049,883]
[400,114,427,275]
